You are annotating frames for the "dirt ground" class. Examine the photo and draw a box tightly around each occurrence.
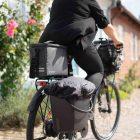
[0,89,140,140]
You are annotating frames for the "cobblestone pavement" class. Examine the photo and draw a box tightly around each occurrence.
[0,89,140,140]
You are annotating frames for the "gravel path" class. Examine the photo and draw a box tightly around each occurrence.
[85,89,140,140]
[0,89,140,140]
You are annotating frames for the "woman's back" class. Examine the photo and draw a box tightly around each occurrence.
[49,0,90,25]
[45,0,98,44]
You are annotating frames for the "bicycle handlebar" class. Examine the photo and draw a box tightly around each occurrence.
[94,38,123,53]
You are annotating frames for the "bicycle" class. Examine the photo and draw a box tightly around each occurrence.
[26,38,123,140]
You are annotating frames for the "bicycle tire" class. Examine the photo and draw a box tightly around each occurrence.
[26,87,46,140]
[90,81,121,140]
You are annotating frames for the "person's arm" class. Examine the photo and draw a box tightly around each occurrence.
[89,0,109,29]
[103,24,123,48]
[89,0,123,48]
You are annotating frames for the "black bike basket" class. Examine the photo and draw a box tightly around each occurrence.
[50,96,92,133]
[94,40,119,75]
[29,41,68,79]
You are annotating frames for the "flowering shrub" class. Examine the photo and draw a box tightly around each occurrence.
[6,19,19,37]
[0,1,45,97]
[27,18,37,25]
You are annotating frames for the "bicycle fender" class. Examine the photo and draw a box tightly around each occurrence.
[27,87,45,112]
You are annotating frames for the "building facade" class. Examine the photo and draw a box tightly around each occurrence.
[111,3,140,79]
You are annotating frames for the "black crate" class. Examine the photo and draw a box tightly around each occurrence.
[50,96,92,133]
[29,42,68,79]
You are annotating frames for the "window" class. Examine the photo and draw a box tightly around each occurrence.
[117,25,124,41]
[131,33,138,61]
[117,25,125,58]
[134,35,138,60]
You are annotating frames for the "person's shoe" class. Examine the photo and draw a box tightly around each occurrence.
[45,120,58,137]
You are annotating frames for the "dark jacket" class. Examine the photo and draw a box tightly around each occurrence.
[39,0,109,49]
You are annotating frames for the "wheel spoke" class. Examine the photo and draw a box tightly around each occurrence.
[43,97,49,119]
[38,104,45,122]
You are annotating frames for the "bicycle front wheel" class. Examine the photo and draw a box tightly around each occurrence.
[90,81,121,140]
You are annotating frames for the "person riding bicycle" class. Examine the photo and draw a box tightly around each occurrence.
[39,0,123,88]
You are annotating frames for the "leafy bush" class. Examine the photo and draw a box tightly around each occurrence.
[0,0,48,128]
[119,80,134,94]
[119,64,140,95]
[0,1,45,97]
[119,90,129,100]
[132,79,140,88]
[0,88,35,128]
[108,85,129,100]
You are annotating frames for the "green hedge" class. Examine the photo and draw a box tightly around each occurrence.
[118,65,140,99]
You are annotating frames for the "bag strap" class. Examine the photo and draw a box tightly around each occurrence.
[67,99,93,113]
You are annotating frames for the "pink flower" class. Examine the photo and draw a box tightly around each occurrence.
[27,18,37,25]
[7,19,18,30]
[6,29,15,38]
[6,19,18,38]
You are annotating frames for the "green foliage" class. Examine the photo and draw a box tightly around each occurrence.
[108,85,129,100]
[108,64,140,100]
[0,1,44,97]
[119,65,140,95]
[119,90,129,100]
[132,79,140,88]
[0,0,48,129]
[119,80,134,94]
[0,88,35,128]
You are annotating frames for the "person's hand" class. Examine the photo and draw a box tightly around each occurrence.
[103,24,124,49]
[114,40,123,49]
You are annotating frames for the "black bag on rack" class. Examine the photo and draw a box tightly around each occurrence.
[94,39,119,75]
[50,96,92,133]
[48,77,95,133]
[29,41,68,79]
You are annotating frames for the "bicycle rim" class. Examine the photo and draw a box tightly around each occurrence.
[90,82,121,140]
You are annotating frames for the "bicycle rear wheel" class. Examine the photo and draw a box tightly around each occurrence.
[26,86,75,140]
[90,81,120,140]
[26,87,51,140]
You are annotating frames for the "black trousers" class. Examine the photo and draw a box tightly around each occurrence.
[68,39,104,88]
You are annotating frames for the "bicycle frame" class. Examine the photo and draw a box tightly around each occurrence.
[92,76,113,114]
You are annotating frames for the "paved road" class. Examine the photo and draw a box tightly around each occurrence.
[0,89,140,140]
